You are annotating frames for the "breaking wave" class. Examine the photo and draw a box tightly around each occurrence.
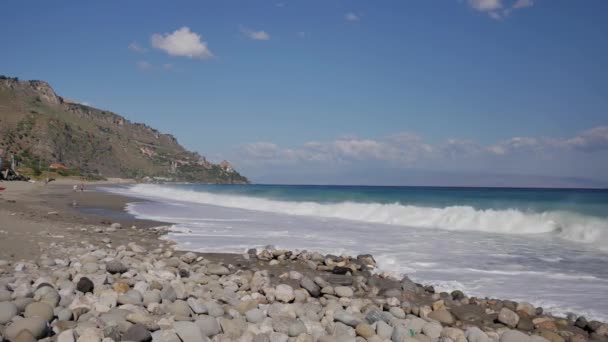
[123,184,608,247]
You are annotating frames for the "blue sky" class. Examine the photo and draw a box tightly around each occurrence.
[1,0,607,186]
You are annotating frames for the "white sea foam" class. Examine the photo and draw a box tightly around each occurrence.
[123,184,608,248]
[104,184,608,321]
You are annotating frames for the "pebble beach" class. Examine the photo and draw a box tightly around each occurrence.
[0,182,607,342]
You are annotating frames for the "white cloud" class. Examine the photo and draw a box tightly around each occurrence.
[128,42,147,53]
[151,27,213,59]
[239,126,608,167]
[562,126,608,152]
[241,27,271,41]
[466,0,534,19]
[136,60,153,70]
[468,0,502,11]
[345,12,360,22]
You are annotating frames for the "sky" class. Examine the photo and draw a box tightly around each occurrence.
[1,0,607,187]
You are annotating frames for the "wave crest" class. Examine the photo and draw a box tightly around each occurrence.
[124,184,608,247]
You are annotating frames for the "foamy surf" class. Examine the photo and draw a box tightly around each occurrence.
[103,184,608,321]
[122,184,608,248]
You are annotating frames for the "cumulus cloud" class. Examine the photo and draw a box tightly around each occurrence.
[345,12,360,22]
[238,126,608,167]
[240,27,271,41]
[151,27,213,59]
[562,126,608,152]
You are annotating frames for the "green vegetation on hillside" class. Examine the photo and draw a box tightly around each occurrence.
[0,75,248,184]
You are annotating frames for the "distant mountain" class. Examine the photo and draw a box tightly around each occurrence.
[0,75,248,183]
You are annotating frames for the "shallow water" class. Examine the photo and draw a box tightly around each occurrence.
[105,184,608,321]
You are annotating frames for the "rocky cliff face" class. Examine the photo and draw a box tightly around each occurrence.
[0,75,249,183]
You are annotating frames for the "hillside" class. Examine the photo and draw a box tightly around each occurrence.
[0,75,248,183]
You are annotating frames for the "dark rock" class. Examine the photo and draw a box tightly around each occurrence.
[324,274,353,286]
[179,269,190,278]
[424,285,435,293]
[332,266,350,275]
[451,290,465,300]
[365,309,389,324]
[588,320,603,332]
[300,277,320,297]
[575,316,588,330]
[76,277,94,293]
[36,283,55,290]
[106,260,128,274]
[123,324,152,342]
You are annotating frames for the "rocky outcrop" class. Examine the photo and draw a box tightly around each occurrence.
[0,74,249,183]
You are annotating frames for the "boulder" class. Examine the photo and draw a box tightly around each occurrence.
[498,308,520,328]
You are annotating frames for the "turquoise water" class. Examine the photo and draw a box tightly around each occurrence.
[172,184,608,217]
[108,184,608,320]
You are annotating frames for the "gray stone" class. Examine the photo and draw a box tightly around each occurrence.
[300,277,320,297]
[440,327,465,342]
[207,264,230,275]
[498,308,520,328]
[33,286,60,307]
[173,321,204,342]
[391,325,411,342]
[0,301,18,324]
[160,286,177,302]
[105,260,128,274]
[275,284,295,303]
[428,309,455,325]
[389,307,406,319]
[499,330,531,342]
[118,290,143,305]
[186,297,207,314]
[143,290,162,305]
[5,317,48,340]
[422,322,442,340]
[57,329,75,342]
[168,300,191,317]
[195,316,221,337]
[334,286,354,298]
[465,327,489,342]
[219,318,247,338]
[334,310,361,327]
[13,330,37,342]
[205,301,225,317]
[180,252,198,264]
[246,308,266,323]
[151,330,181,342]
[56,308,73,321]
[123,324,152,342]
[376,320,393,339]
[288,320,308,337]
[24,302,54,322]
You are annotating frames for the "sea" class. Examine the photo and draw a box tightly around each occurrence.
[105,184,608,321]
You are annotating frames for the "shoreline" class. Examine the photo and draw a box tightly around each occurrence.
[0,181,606,341]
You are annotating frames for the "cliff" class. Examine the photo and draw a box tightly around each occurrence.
[0,75,248,183]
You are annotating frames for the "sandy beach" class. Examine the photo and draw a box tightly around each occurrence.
[0,180,607,342]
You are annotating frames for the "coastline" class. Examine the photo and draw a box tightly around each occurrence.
[0,181,606,341]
